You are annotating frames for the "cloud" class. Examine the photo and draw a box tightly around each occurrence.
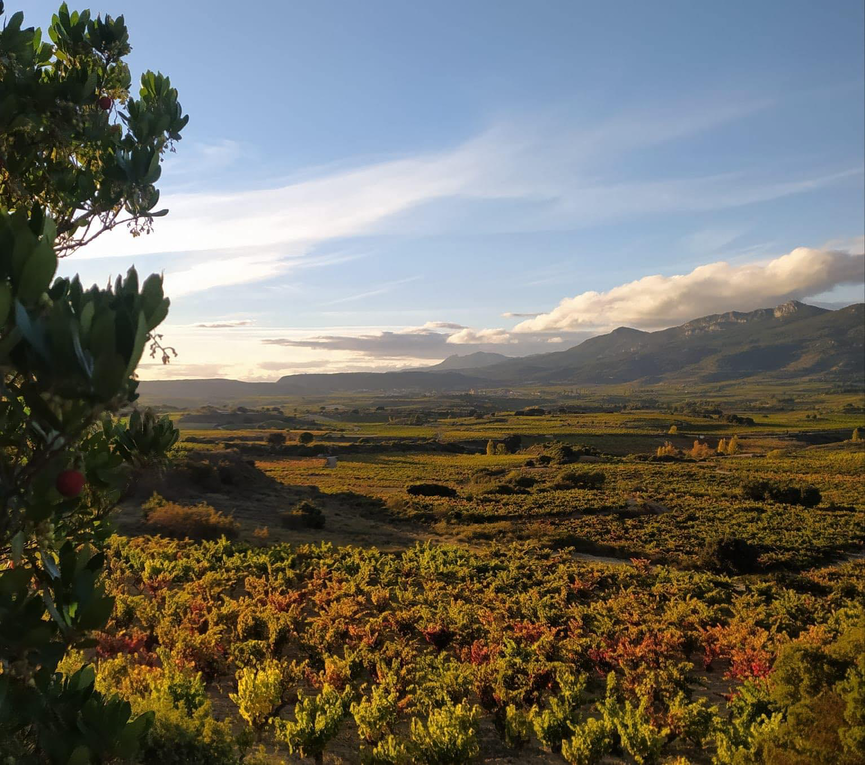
[324,276,422,305]
[502,311,541,318]
[513,246,865,333]
[260,323,591,360]
[447,327,516,345]
[194,319,255,328]
[68,97,859,300]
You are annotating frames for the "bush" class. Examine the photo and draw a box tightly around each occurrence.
[137,694,243,765]
[689,440,714,460]
[555,469,605,490]
[266,432,286,447]
[230,660,284,728]
[698,536,761,575]
[272,684,347,764]
[351,684,400,743]
[561,717,613,765]
[280,500,325,529]
[656,441,680,458]
[146,499,239,540]
[741,480,821,507]
[409,702,480,764]
[407,483,457,498]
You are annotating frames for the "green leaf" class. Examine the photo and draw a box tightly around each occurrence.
[92,351,127,400]
[0,281,11,325]
[17,238,57,304]
[66,744,91,765]
[10,531,24,565]
[125,311,148,375]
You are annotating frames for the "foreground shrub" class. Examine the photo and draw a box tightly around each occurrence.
[561,717,613,765]
[409,702,480,764]
[136,693,243,765]
[145,498,239,540]
[272,684,347,764]
[351,684,400,743]
[230,660,284,727]
[531,670,587,751]
[279,500,325,529]
[407,483,458,498]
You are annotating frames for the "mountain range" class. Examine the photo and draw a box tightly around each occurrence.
[139,301,864,403]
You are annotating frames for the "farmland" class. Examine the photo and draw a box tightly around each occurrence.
[75,389,865,764]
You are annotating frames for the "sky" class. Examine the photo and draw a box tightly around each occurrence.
[23,0,865,380]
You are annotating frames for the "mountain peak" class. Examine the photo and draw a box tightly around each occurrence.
[773,299,807,317]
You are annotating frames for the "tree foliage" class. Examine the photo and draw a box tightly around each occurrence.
[0,2,184,760]
[0,2,188,255]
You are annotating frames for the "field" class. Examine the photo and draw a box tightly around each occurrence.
[89,389,864,763]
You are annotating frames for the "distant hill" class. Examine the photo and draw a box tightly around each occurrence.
[138,302,864,403]
[425,352,512,371]
[476,301,864,385]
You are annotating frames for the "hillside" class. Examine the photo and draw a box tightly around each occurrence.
[138,301,864,403]
[425,351,512,371]
[478,301,864,385]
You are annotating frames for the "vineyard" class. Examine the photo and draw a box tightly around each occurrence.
[74,400,865,764]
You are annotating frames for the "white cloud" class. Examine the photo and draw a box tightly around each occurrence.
[68,97,860,301]
[193,319,255,328]
[514,246,865,333]
[447,327,516,345]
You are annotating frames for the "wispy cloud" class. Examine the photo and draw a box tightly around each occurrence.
[193,319,255,328]
[323,276,422,305]
[69,96,859,300]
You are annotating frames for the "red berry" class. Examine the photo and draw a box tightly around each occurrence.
[98,96,113,111]
[56,469,85,498]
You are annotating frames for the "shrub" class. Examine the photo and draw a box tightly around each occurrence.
[656,442,680,458]
[137,693,243,765]
[407,483,457,498]
[272,684,347,765]
[266,432,286,447]
[531,670,586,751]
[280,500,325,529]
[852,427,862,442]
[497,704,531,750]
[689,440,714,460]
[298,431,315,445]
[555,469,605,490]
[230,660,284,727]
[741,480,821,507]
[409,702,480,765]
[351,684,400,743]
[561,717,613,765]
[361,734,410,765]
[146,500,239,540]
[668,425,678,435]
[698,536,761,575]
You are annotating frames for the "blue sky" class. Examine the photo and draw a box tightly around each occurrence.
[24,0,865,379]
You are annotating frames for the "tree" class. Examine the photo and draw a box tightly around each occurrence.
[298,431,314,445]
[0,2,188,256]
[266,431,286,448]
[852,427,862,442]
[0,3,185,760]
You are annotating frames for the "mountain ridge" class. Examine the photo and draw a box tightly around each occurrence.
[138,302,864,403]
